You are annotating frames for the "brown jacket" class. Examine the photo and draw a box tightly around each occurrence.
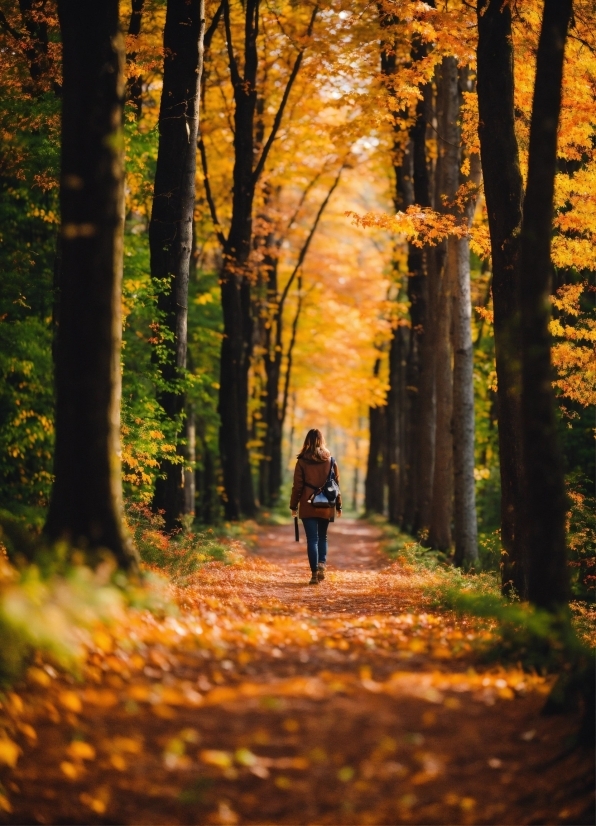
[289,456,342,520]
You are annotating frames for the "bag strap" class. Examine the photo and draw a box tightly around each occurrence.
[300,460,319,491]
[300,458,337,491]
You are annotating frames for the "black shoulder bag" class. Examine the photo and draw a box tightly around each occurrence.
[305,457,340,509]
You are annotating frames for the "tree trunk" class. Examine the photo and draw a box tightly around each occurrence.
[477,0,526,596]
[184,405,196,517]
[428,242,453,551]
[45,0,138,570]
[428,56,459,551]
[409,82,435,536]
[386,320,409,525]
[149,0,205,532]
[365,358,386,514]
[218,0,259,520]
[520,0,571,609]
[452,150,481,568]
[365,404,386,515]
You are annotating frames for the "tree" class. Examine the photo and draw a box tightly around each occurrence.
[200,0,318,519]
[257,165,345,507]
[452,147,481,567]
[476,0,525,595]
[428,55,459,553]
[520,0,572,608]
[45,0,139,570]
[149,0,206,532]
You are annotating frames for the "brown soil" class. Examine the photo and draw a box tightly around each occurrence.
[1,519,593,825]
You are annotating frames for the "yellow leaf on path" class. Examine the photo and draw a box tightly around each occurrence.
[128,684,150,702]
[200,749,232,768]
[59,690,82,713]
[68,741,96,761]
[152,703,175,719]
[409,639,426,653]
[27,667,51,688]
[204,686,238,705]
[0,794,12,813]
[93,629,113,653]
[60,761,80,780]
[160,686,186,706]
[110,753,127,771]
[0,738,20,767]
[82,688,118,707]
[7,692,24,714]
[18,723,37,742]
[110,736,142,754]
[80,792,106,815]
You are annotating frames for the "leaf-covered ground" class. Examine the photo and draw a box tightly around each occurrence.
[0,520,593,824]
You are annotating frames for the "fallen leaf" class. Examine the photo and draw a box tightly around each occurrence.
[59,690,82,713]
[200,749,233,768]
[0,738,20,767]
[68,741,96,761]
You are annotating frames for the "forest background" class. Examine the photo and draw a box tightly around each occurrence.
[0,0,594,599]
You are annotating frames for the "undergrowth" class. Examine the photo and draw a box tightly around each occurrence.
[0,503,248,686]
[126,504,244,583]
[375,515,595,675]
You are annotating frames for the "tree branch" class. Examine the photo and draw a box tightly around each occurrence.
[284,164,328,235]
[198,135,226,248]
[0,10,24,41]
[280,271,303,425]
[204,1,224,50]
[222,0,241,87]
[251,3,319,185]
[277,159,345,321]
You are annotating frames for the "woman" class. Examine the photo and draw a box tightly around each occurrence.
[290,428,342,585]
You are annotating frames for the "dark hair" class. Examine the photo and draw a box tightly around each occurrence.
[298,428,331,461]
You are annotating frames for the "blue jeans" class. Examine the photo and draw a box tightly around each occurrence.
[302,517,329,573]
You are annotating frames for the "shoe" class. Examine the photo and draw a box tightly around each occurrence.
[309,573,319,585]
[317,564,326,581]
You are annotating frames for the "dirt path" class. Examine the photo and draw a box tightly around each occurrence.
[2,520,593,825]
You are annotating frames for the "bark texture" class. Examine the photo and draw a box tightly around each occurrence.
[216,0,317,518]
[452,79,480,568]
[45,0,138,570]
[149,0,205,531]
[477,0,525,596]
[428,56,459,551]
[452,190,480,566]
[218,0,260,519]
[520,0,571,609]
[408,84,434,535]
[365,360,386,515]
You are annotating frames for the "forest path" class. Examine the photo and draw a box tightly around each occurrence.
[2,520,593,825]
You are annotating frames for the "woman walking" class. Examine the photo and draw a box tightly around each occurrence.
[290,429,342,584]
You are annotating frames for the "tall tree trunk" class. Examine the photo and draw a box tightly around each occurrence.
[215,0,317,519]
[410,83,435,536]
[45,0,138,571]
[149,0,205,532]
[428,242,453,550]
[257,167,343,507]
[477,0,525,596]
[218,0,259,520]
[386,320,409,525]
[365,359,386,515]
[184,405,196,517]
[520,0,571,609]
[452,149,481,567]
[428,56,459,551]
